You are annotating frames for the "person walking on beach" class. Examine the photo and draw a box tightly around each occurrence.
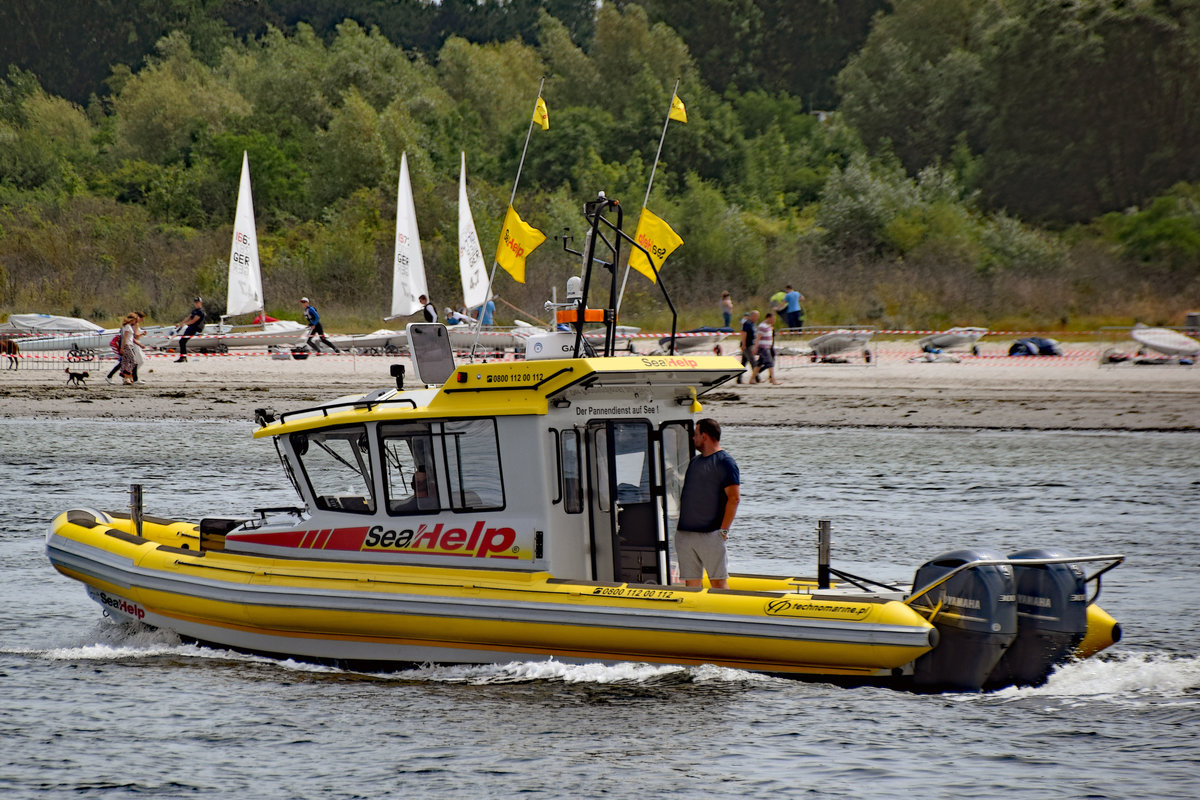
[751,311,781,385]
[116,312,145,385]
[300,297,340,352]
[107,311,144,383]
[783,284,805,330]
[675,418,740,590]
[419,294,438,323]
[174,297,205,362]
[738,309,759,384]
[720,291,733,328]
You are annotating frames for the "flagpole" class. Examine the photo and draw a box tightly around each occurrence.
[617,78,679,314]
[510,76,545,205]
[473,78,545,361]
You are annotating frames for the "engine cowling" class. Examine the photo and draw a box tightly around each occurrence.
[984,548,1089,688]
[909,549,1016,692]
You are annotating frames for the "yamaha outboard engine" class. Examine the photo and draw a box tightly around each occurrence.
[909,549,1016,692]
[984,549,1089,689]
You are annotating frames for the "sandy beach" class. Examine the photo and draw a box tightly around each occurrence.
[2,342,1197,430]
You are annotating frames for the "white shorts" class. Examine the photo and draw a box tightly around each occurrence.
[674,529,729,581]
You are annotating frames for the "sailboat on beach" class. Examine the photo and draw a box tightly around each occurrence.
[339,152,527,354]
[332,152,429,353]
[448,153,532,352]
[143,152,307,353]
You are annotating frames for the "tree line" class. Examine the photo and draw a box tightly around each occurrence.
[0,0,1197,331]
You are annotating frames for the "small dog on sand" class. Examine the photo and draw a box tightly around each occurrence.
[65,368,89,387]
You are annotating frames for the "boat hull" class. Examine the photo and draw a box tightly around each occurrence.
[657,334,729,354]
[1131,326,1200,357]
[918,327,988,351]
[7,331,112,353]
[808,330,873,357]
[447,327,531,352]
[48,509,937,678]
[140,322,308,352]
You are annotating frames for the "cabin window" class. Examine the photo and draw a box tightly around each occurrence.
[291,426,375,514]
[380,423,441,515]
[441,419,504,511]
[660,422,692,523]
[379,419,504,514]
[275,437,302,499]
[588,421,653,512]
[560,429,583,514]
[613,423,653,504]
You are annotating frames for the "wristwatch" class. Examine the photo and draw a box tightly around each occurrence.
[717,528,729,539]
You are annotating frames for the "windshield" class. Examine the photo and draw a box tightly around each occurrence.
[291,425,375,514]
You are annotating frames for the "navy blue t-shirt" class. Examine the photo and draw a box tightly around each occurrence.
[741,317,755,350]
[677,449,740,532]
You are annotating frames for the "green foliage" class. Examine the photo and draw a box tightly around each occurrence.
[1099,184,1200,272]
[816,154,918,254]
[1,3,1196,330]
[109,32,251,165]
[0,69,96,193]
[839,0,1200,223]
[629,0,887,108]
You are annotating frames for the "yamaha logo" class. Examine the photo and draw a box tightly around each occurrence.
[533,341,544,353]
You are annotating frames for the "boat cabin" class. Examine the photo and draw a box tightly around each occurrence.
[232,344,742,585]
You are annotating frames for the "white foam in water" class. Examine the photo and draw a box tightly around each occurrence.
[987,652,1200,704]
[22,619,771,685]
[369,659,774,686]
[28,621,273,666]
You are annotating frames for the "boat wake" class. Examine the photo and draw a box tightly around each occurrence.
[20,620,773,686]
[980,652,1200,705]
[24,621,256,665]
[383,659,774,687]
[27,620,1193,698]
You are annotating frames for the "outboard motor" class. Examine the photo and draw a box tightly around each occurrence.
[984,549,1089,689]
[909,549,1016,692]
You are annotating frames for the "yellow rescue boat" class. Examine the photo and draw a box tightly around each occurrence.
[46,192,1123,691]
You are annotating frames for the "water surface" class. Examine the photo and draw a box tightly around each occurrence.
[2,421,1196,798]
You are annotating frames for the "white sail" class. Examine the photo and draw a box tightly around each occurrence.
[226,151,264,318]
[458,152,489,312]
[390,152,427,318]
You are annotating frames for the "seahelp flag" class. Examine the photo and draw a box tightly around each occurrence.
[669,93,687,123]
[495,205,546,284]
[628,207,683,283]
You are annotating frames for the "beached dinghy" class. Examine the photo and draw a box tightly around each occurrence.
[140,320,309,353]
[657,327,731,354]
[1131,324,1200,360]
[46,192,1123,691]
[0,314,111,355]
[805,327,875,362]
[919,326,988,355]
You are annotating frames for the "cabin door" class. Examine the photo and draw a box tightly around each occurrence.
[585,420,665,584]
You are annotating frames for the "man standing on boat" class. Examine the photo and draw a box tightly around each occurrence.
[174,297,205,363]
[675,418,740,590]
[300,297,340,353]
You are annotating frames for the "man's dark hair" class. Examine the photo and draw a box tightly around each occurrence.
[696,418,721,441]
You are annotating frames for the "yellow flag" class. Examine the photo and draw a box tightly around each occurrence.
[628,207,684,283]
[669,93,687,123]
[495,205,546,283]
[533,96,549,131]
